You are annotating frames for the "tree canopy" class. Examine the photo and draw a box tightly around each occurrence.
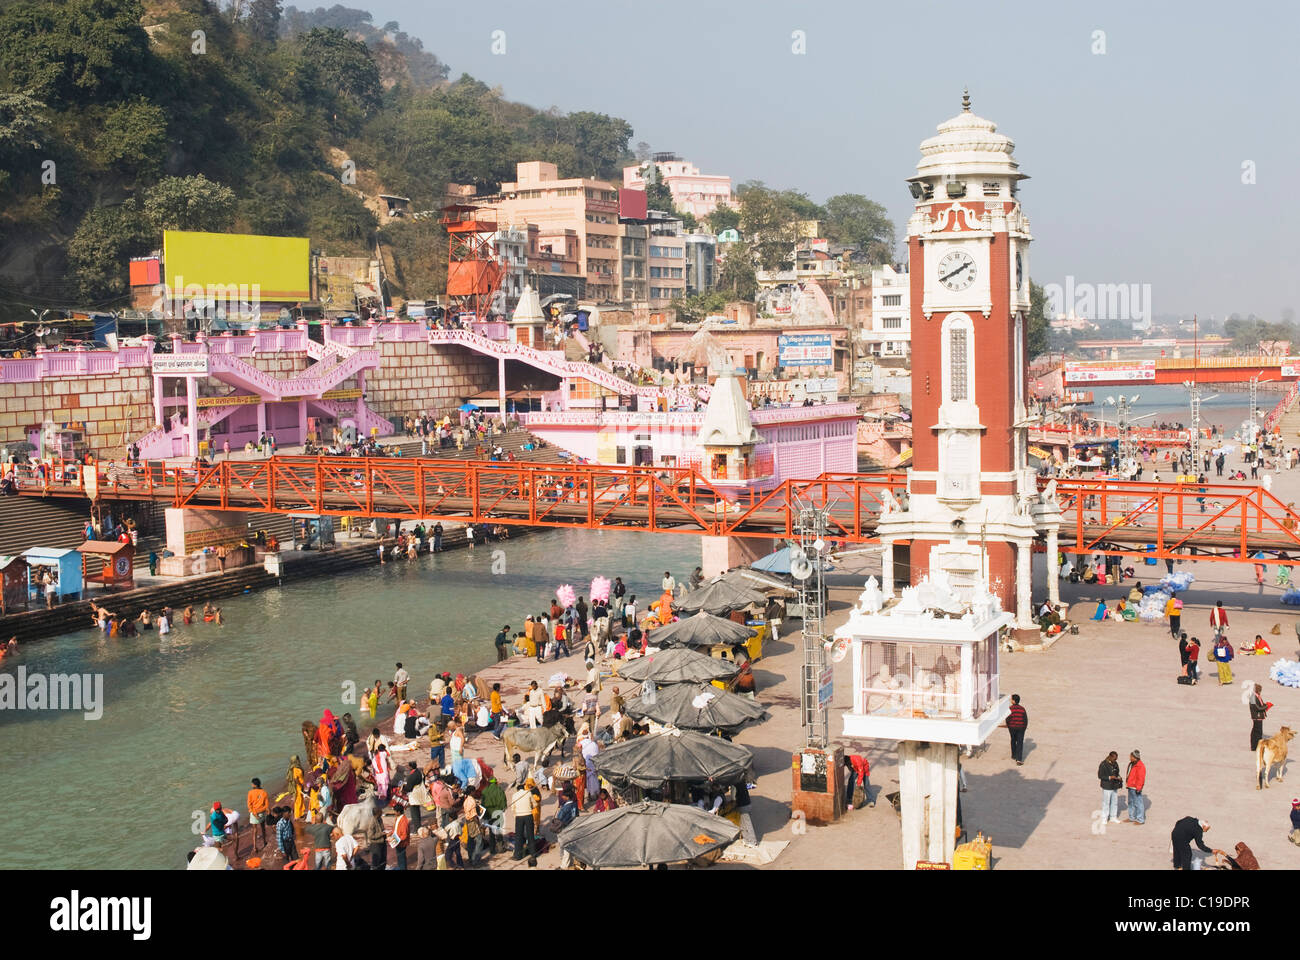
[0,0,638,317]
[822,193,895,263]
[1027,279,1048,359]
[142,175,237,232]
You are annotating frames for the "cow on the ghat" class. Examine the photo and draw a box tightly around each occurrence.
[501,722,568,767]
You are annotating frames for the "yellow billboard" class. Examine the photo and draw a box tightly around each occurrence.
[163,231,310,300]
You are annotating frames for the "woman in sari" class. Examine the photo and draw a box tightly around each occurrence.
[393,701,409,738]
[318,709,339,758]
[368,681,380,720]
[318,762,334,812]
[301,722,320,769]
[372,742,393,800]
[329,752,358,808]
[445,723,467,782]
[282,755,307,820]
[306,770,322,821]
[1276,552,1293,587]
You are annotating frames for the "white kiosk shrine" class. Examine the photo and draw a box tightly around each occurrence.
[833,571,1011,868]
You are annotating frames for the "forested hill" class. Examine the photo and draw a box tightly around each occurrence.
[0,0,637,320]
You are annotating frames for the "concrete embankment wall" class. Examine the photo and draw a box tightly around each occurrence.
[0,339,509,461]
[0,495,90,557]
[0,369,155,460]
[362,342,498,423]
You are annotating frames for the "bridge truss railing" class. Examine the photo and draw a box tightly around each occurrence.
[154,456,909,541]
[15,457,1300,565]
[1053,477,1300,563]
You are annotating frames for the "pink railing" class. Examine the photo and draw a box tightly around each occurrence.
[0,343,154,383]
[751,402,859,424]
[1265,381,1300,432]
[205,330,309,355]
[0,358,40,382]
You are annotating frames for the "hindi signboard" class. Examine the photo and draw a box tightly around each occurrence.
[195,394,260,408]
[152,354,210,375]
[779,334,834,367]
[1063,360,1155,383]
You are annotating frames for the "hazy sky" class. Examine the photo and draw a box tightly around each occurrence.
[365,0,1298,321]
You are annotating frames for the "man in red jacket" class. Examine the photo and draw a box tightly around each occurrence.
[1125,750,1146,824]
[1006,694,1028,765]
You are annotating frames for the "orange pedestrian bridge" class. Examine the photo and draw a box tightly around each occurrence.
[12,458,1300,566]
[1062,355,1299,387]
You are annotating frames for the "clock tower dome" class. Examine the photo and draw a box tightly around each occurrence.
[876,92,1058,629]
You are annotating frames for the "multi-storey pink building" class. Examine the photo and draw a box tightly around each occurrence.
[622,153,733,218]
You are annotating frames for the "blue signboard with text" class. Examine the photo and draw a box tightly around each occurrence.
[779,333,833,367]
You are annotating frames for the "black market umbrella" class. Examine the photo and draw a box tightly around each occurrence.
[595,729,753,789]
[646,610,755,649]
[625,682,769,735]
[675,576,766,616]
[557,800,740,868]
[720,567,797,593]
[617,647,740,685]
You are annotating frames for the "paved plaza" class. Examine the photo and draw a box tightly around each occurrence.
[773,463,1300,869]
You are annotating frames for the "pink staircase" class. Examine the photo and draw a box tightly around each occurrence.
[205,348,378,400]
[427,327,705,405]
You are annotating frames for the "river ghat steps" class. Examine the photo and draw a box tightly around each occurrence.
[1277,402,1300,443]
[0,495,90,557]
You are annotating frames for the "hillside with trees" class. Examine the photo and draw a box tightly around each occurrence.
[0,0,639,319]
[0,0,909,325]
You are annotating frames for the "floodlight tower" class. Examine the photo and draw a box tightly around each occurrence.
[1184,381,1219,473]
[793,502,831,749]
[441,203,504,322]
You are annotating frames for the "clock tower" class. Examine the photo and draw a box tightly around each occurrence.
[876,92,1058,630]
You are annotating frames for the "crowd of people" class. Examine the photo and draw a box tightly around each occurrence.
[89,599,225,639]
[196,563,771,870]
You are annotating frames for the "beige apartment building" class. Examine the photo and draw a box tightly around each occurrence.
[480,161,621,304]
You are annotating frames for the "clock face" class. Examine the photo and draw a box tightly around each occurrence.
[937,249,977,292]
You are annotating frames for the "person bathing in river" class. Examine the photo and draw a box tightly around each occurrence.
[202,601,215,622]
[183,604,194,625]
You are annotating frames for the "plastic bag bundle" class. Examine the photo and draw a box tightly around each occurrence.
[1268,658,1300,688]
[1142,585,1165,596]
[1281,588,1300,607]
[1159,571,1195,593]
[1137,589,1172,622]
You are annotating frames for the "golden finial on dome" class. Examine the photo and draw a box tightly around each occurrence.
[962,88,971,112]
